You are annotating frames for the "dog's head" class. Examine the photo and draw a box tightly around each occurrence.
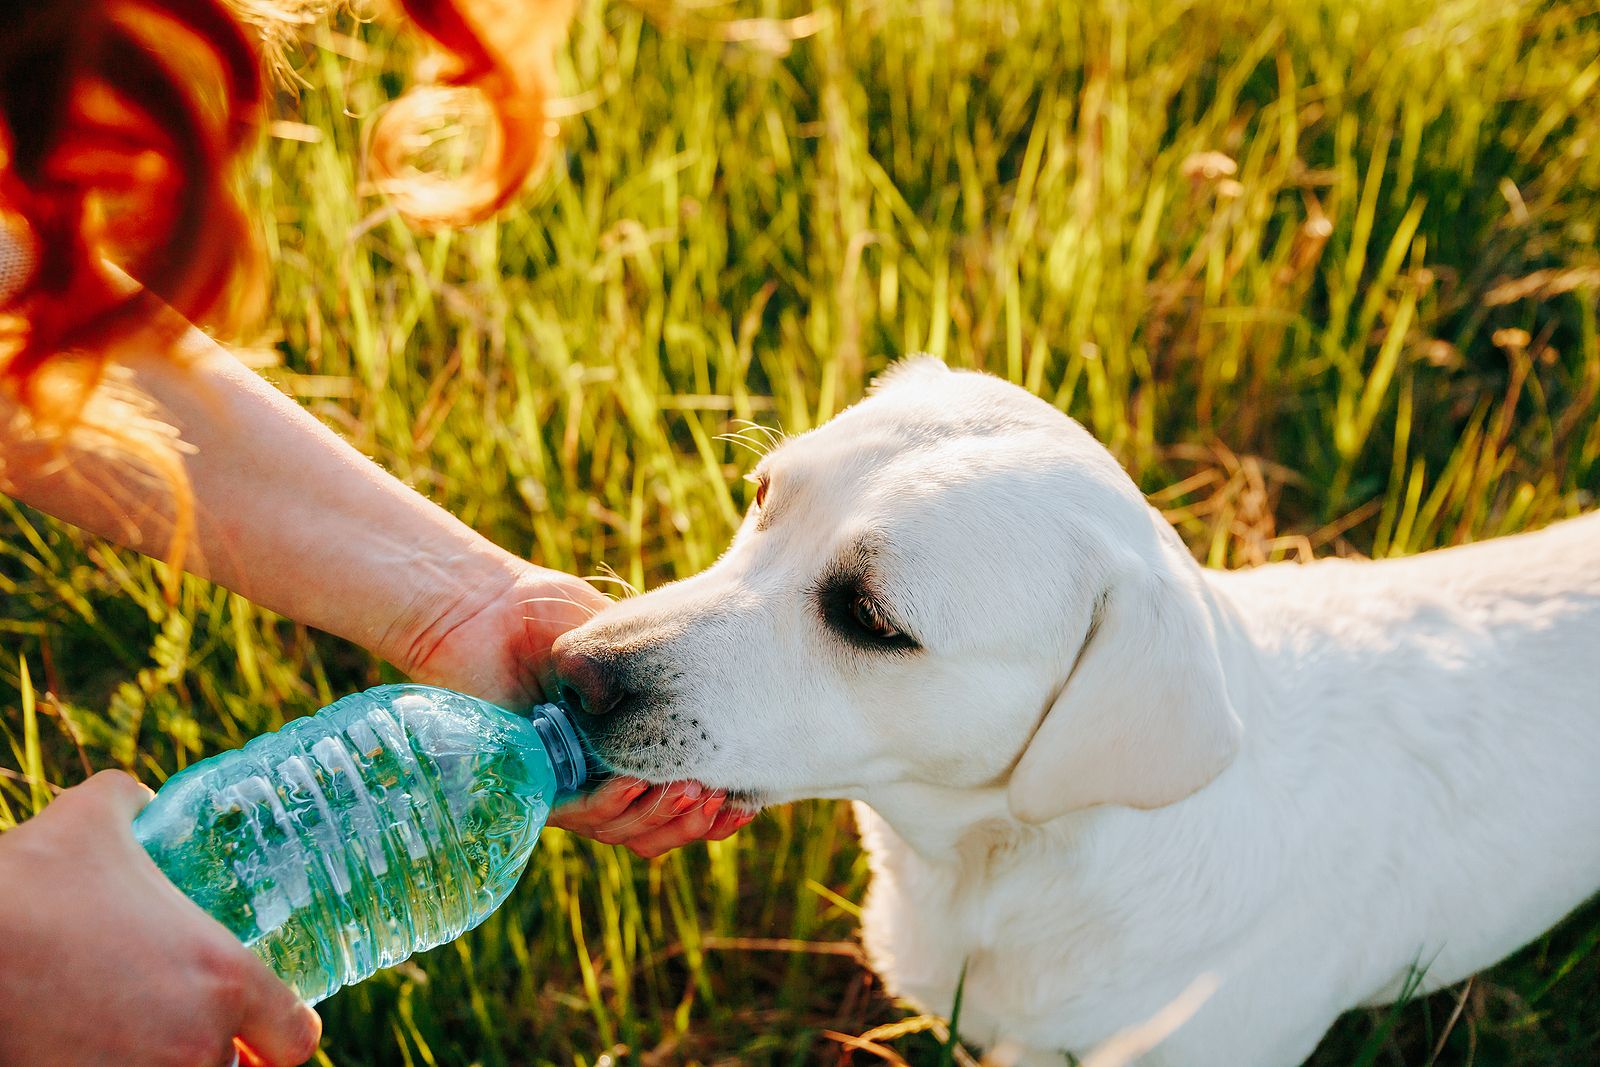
[553,359,1241,823]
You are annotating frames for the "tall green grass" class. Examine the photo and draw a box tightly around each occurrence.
[4,0,1600,1062]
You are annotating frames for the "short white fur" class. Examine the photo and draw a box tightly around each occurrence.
[556,359,1600,1066]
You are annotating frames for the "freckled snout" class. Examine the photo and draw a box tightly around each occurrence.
[550,622,720,783]
[551,633,635,720]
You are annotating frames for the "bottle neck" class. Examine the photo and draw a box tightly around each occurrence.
[526,702,588,797]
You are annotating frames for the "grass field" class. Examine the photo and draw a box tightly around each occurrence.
[5,0,1600,1062]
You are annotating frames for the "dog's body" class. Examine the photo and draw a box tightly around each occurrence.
[554,362,1600,1065]
[854,515,1600,1065]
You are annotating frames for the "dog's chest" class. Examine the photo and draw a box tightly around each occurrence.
[853,804,1178,1054]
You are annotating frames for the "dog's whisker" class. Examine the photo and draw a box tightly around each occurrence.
[522,611,595,629]
[728,418,785,440]
[584,567,639,599]
[519,593,594,607]
[719,420,788,459]
[716,430,771,460]
[742,421,788,449]
[517,594,602,620]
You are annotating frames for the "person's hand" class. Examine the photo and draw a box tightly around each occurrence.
[0,771,321,1067]
[399,561,609,710]
[551,777,756,858]
[400,561,757,856]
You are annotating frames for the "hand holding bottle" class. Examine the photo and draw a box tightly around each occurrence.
[4,335,746,864]
[399,563,754,855]
[0,772,322,1067]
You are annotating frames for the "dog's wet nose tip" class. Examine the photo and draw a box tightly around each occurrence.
[552,644,624,719]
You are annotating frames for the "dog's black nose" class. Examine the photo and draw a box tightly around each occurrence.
[552,639,628,719]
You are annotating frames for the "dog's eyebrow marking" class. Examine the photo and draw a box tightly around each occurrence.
[752,469,788,531]
[833,537,879,574]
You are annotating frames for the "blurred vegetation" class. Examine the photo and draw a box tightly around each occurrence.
[4,0,1599,1062]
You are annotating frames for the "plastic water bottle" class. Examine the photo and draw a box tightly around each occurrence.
[132,684,587,1004]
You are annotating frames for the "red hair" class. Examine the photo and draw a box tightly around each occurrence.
[0,0,575,585]
[375,0,576,226]
[0,0,263,427]
[0,0,574,427]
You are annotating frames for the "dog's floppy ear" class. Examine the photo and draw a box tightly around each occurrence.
[1007,539,1242,823]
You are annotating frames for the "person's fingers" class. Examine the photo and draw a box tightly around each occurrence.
[683,794,726,835]
[702,808,737,840]
[230,951,321,1067]
[556,779,741,851]
[650,781,704,818]
[625,783,715,827]
[60,769,154,821]
[624,795,727,859]
[599,781,686,830]
[670,782,708,814]
[578,784,678,844]
[703,807,756,842]
[556,777,650,828]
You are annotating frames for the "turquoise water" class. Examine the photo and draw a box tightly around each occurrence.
[133,685,582,1004]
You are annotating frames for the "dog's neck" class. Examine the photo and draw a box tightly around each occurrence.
[858,781,1018,859]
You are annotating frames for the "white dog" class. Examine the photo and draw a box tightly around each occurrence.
[551,359,1600,1066]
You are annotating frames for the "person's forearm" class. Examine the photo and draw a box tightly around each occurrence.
[0,326,525,673]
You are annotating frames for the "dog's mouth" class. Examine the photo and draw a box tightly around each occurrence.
[569,704,769,814]
[718,788,767,813]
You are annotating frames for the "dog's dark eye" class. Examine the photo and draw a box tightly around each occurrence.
[851,595,901,640]
[815,572,918,653]
[815,559,919,654]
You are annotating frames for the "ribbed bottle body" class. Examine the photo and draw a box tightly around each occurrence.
[134,685,564,1004]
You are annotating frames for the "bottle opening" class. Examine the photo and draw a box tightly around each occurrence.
[528,702,589,795]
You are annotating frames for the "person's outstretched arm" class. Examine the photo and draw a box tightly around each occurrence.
[3,322,580,704]
[0,319,750,849]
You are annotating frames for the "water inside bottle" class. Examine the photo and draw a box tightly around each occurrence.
[137,687,560,1004]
